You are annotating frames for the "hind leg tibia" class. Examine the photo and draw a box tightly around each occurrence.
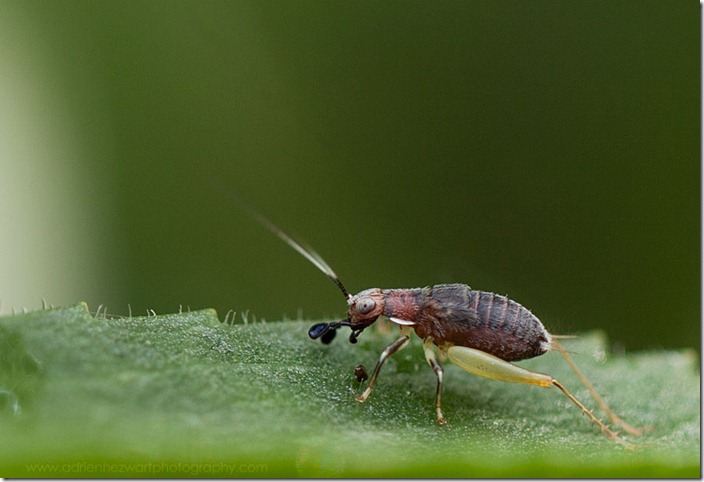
[550,339,646,436]
[446,345,634,448]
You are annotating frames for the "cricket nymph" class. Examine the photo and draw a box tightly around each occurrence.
[229,189,644,447]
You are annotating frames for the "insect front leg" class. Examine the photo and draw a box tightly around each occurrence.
[423,338,448,425]
[446,345,635,448]
[355,334,410,403]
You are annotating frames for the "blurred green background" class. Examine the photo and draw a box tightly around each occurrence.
[0,1,698,351]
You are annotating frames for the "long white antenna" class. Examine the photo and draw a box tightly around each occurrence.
[205,176,351,300]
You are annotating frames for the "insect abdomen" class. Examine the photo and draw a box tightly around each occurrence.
[466,289,550,361]
[419,284,550,362]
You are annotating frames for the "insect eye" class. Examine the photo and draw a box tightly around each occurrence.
[355,298,376,315]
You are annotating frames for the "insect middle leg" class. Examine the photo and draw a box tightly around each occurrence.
[355,334,410,403]
[423,338,448,425]
[446,345,634,448]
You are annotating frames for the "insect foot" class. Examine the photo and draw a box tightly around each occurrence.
[355,388,372,403]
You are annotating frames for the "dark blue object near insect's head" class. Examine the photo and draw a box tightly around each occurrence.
[308,322,330,340]
[308,319,364,344]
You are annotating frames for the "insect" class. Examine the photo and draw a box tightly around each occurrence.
[230,193,644,447]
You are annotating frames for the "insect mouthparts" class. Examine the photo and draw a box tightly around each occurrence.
[308,319,357,345]
[308,322,331,340]
[349,330,363,344]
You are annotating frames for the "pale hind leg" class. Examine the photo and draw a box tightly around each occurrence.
[446,345,634,448]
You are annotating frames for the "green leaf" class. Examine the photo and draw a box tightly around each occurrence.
[0,304,699,477]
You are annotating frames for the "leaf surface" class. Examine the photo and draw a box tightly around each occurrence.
[0,304,699,477]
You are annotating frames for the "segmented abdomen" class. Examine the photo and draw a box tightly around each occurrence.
[421,284,550,361]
